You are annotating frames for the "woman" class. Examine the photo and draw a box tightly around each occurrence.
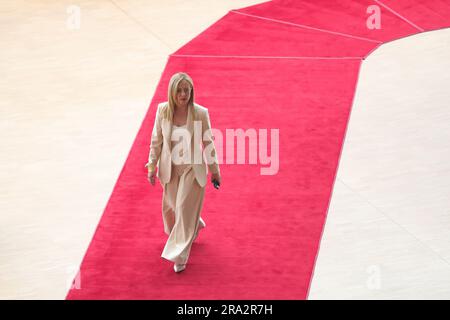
[145,72,221,273]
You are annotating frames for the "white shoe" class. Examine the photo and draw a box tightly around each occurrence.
[174,263,186,273]
[194,220,206,240]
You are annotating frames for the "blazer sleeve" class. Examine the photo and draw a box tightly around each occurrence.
[202,109,220,175]
[145,103,163,170]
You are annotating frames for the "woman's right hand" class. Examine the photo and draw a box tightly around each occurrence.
[147,170,156,186]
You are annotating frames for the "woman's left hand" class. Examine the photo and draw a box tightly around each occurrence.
[211,172,221,185]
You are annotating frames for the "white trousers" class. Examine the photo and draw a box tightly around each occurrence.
[160,164,205,265]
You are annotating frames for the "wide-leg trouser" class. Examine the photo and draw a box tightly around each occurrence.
[161,164,206,265]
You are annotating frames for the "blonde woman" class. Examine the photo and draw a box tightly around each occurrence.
[145,72,221,273]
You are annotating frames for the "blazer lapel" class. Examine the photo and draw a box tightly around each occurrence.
[186,104,194,140]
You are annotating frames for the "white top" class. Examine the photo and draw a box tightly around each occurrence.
[171,123,187,141]
[171,124,190,173]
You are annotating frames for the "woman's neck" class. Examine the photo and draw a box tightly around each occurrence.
[175,104,188,113]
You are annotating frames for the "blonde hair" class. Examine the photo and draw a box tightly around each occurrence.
[162,72,197,122]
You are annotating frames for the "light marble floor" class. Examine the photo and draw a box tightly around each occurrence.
[308,28,450,299]
[0,1,449,299]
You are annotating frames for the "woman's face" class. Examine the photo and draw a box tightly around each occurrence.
[175,80,191,107]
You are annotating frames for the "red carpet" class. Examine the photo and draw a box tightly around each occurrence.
[66,0,450,299]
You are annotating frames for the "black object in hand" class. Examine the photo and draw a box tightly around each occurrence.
[212,179,220,189]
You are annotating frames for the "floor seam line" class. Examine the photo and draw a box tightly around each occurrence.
[230,9,382,44]
[170,54,363,60]
[373,0,424,32]
[108,0,175,51]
